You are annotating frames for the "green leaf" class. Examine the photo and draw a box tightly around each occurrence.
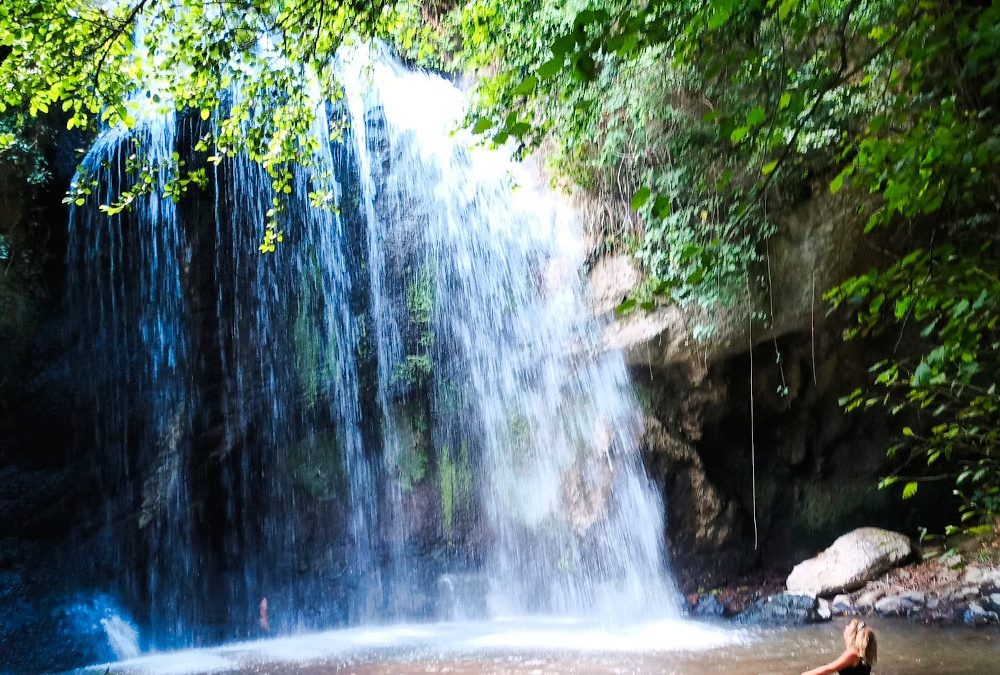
[902,481,919,499]
[652,278,677,295]
[537,58,562,80]
[615,298,637,315]
[509,122,531,137]
[900,249,924,268]
[708,7,733,31]
[686,267,706,285]
[730,125,750,143]
[894,296,912,319]
[630,187,651,211]
[573,53,597,81]
[838,388,862,407]
[471,118,493,135]
[512,75,538,96]
[679,243,702,263]
[762,159,779,175]
[652,195,671,218]
[778,0,799,21]
[829,163,854,194]
[912,361,932,386]
[551,34,576,58]
[746,106,766,127]
[972,289,989,311]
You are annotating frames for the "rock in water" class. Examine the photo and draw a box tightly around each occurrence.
[736,593,829,624]
[787,527,912,596]
[691,594,726,618]
[963,602,998,625]
[874,594,913,617]
[831,594,853,614]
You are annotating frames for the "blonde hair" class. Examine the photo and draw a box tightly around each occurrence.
[845,618,878,666]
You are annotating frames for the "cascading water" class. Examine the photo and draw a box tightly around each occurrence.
[66,47,678,657]
[340,51,679,620]
[67,115,197,643]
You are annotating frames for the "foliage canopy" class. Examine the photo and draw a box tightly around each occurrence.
[1,0,397,242]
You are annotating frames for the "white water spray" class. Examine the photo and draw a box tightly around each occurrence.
[67,47,680,655]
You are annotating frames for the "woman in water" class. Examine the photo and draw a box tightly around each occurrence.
[801,618,877,675]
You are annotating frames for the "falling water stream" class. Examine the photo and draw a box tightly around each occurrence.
[339,50,678,619]
[67,45,682,666]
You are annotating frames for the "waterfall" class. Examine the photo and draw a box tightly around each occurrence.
[66,47,678,652]
[68,115,197,642]
[100,615,141,661]
[339,49,678,620]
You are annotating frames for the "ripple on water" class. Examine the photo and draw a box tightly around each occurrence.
[89,617,739,673]
[88,617,1000,675]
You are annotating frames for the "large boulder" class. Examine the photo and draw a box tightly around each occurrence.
[787,527,912,596]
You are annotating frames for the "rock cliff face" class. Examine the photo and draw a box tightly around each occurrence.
[0,127,103,671]
[590,186,950,592]
[595,187,868,369]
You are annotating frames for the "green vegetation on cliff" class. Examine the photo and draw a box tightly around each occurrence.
[419,0,1000,529]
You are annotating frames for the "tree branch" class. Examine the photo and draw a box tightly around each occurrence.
[91,0,154,95]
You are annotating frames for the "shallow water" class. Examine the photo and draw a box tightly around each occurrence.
[89,617,1000,674]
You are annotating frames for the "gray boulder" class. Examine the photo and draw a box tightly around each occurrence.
[692,594,726,618]
[963,602,999,625]
[736,593,830,625]
[853,587,886,612]
[874,593,914,616]
[787,527,912,596]
[831,594,853,614]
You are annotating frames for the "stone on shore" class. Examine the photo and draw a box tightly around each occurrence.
[963,602,999,625]
[691,594,727,618]
[831,594,852,614]
[874,591,925,617]
[787,527,912,596]
[736,593,831,625]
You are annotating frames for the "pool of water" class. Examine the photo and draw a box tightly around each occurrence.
[87,617,1000,674]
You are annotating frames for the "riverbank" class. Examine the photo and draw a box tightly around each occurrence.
[689,534,1000,626]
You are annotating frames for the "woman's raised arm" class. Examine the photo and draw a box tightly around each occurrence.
[800,648,861,675]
